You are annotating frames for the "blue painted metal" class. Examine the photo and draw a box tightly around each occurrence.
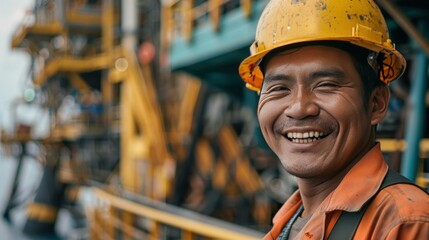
[401,21,428,181]
[170,0,269,70]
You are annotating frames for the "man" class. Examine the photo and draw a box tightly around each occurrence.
[238,0,429,239]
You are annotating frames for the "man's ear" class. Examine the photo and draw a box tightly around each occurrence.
[370,86,390,125]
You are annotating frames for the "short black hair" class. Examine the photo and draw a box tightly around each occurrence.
[259,41,385,105]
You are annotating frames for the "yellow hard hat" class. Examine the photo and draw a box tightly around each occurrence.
[239,0,406,92]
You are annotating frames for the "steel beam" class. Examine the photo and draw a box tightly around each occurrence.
[401,21,428,180]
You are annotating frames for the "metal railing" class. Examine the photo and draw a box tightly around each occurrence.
[89,187,265,240]
[162,0,254,45]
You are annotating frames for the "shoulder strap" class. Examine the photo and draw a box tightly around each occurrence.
[327,169,415,240]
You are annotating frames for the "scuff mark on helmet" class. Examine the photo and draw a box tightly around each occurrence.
[315,0,327,10]
[291,0,307,5]
[272,31,277,45]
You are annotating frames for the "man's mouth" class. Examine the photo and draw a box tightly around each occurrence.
[285,131,327,143]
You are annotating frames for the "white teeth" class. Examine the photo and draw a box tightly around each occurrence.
[286,131,326,141]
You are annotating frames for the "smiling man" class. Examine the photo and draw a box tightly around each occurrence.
[239,0,429,239]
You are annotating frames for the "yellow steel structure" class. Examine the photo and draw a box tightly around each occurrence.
[26,203,59,224]
[6,0,266,238]
[33,52,115,85]
[11,0,171,199]
[11,22,64,51]
[115,48,172,198]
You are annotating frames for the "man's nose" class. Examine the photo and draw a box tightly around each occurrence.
[283,86,319,119]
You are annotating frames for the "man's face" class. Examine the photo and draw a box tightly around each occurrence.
[257,45,380,180]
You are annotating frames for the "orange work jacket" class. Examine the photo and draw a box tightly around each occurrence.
[263,143,429,240]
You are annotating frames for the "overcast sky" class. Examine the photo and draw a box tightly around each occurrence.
[0,0,38,133]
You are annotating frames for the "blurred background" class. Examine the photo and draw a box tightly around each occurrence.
[0,0,428,239]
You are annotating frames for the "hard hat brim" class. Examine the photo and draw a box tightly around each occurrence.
[239,38,406,92]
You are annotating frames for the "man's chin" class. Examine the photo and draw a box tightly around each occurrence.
[282,166,320,179]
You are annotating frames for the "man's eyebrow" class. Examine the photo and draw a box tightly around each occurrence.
[262,68,346,87]
[263,73,293,84]
[310,68,346,79]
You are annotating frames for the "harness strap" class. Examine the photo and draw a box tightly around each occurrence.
[327,169,415,240]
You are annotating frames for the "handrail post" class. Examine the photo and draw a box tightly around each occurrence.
[123,211,134,240]
[108,206,116,239]
[183,230,195,240]
[241,0,253,18]
[102,0,115,54]
[182,0,194,42]
[89,209,96,240]
[151,221,161,240]
[210,0,222,31]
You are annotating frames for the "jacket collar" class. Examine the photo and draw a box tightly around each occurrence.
[322,143,388,213]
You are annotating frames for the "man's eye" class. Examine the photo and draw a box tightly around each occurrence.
[317,82,339,89]
[268,85,289,92]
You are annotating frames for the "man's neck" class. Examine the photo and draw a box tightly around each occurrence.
[296,172,346,218]
[296,140,377,217]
